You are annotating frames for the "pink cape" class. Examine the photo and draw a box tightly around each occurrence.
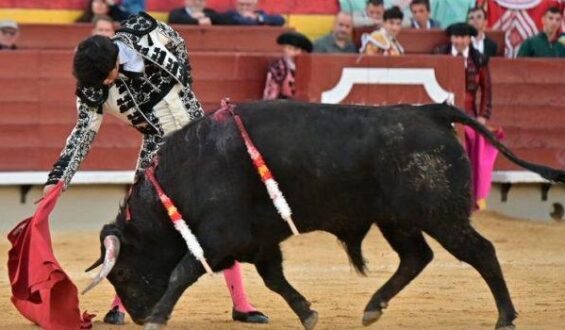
[464,126,505,210]
[7,181,94,329]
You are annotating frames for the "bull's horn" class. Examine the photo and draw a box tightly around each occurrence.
[82,235,120,295]
[84,256,103,272]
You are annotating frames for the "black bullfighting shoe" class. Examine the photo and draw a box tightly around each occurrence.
[232,308,269,324]
[103,306,126,325]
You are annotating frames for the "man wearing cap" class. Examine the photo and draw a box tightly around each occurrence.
[263,32,312,100]
[42,12,268,326]
[434,23,497,210]
[0,19,19,50]
[435,23,492,123]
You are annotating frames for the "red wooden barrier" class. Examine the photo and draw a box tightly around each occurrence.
[17,24,291,53]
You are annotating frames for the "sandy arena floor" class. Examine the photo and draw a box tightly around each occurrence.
[1,211,564,330]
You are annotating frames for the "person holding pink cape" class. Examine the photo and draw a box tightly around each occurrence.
[435,23,500,210]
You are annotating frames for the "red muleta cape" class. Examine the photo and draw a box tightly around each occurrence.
[7,181,93,329]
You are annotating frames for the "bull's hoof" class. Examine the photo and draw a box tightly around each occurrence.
[362,310,383,326]
[103,306,125,325]
[302,311,319,330]
[143,322,164,330]
[232,308,269,323]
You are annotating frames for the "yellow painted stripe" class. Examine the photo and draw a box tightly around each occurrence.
[0,9,82,23]
[0,9,332,40]
[288,14,334,41]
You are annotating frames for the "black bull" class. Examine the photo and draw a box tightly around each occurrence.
[87,101,565,330]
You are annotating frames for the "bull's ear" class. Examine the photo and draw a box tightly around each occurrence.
[85,256,103,272]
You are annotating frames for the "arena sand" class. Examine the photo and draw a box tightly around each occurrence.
[1,211,564,330]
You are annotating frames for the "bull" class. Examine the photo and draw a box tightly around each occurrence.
[85,101,565,330]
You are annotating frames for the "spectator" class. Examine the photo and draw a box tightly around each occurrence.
[313,12,358,53]
[410,0,441,29]
[360,6,404,55]
[263,32,312,100]
[76,0,130,23]
[225,0,285,26]
[169,0,232,25]
[467,6,498,58]
[434,23,495,210]
[518,7,565,57]
[0,19,19,50]
[384,0,412,26]
[92,15,115,37]
[121,0,145,15]
[352,0,385,28]
[430,0,475,28]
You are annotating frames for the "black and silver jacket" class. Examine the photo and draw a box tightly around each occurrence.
[46,13,204,187]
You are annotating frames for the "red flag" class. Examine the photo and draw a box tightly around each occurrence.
[7,181,93,330]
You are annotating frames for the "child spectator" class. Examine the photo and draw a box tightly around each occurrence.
[313,12,358,53]
[410,0,441,29]
[384,0,412,26]
[263,32,312,100]
[360,6,405,55]
[225,0,285,26]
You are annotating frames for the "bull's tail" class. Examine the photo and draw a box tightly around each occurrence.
[429,104,565,183]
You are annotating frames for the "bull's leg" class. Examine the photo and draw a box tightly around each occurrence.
[363,225,433,326]
[144,253,204,329]
[254,245,318,330]
[423,222,517,330]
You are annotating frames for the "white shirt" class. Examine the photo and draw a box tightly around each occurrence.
[451,46,469,67]
[115,40,144,73]
[472,34,485,54]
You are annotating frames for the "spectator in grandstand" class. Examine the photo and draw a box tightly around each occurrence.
[313,12,357,53]
[410,0,441,29]
[0,19,19,50]
[225,0,285,26]
[169,0,232,25]
[384,0,412,26]
[76,0,131,23]
[360,6,404,55]
[121,0,145,14]
[263,31,312,100]
[91,15,115,37]
[351,0,385,28]
[518,7,565,57]
[43,12,268,327]
[430,0,475,28]
[434,23,496,210]
[467,6,498,59]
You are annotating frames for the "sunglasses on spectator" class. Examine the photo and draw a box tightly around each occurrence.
[1,29,18,36]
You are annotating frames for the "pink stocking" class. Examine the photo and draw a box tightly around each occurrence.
[110,295,126,313]
[223,262,256,313]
